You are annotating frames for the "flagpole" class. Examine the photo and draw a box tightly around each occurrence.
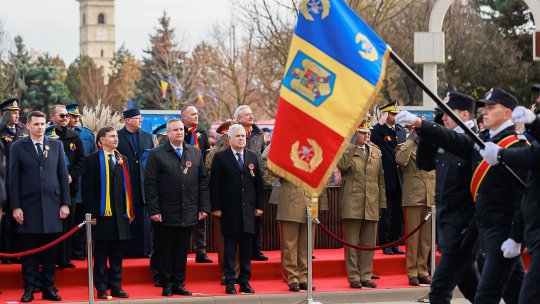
[388,49,526,187]
[306,197,322,304]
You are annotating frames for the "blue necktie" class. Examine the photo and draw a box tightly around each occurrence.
[176,147,182,158]
[236,152,244,168]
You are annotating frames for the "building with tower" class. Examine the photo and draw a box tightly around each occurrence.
[77,0,115,78]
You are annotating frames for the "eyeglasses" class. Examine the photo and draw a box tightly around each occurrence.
[54,114,68,119]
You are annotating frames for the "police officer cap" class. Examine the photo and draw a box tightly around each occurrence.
[442,92,475,113]
[66,104,82,116]
[532,84,540,92]
[0,98,21,112]
[123,108,141,119]
[216,119,238,135]
[45,124,59,139]
[478,88,519,110]
[379,100,399,114]
[152,123,167,136]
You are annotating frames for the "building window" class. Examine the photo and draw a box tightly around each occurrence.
[98,13,105,24]
[83,14,86,25]
[101,49,104,57]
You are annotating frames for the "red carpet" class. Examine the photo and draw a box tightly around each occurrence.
[1,247,522,303]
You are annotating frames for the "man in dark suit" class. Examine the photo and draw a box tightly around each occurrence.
[82,126,132,299]
[145,118,210,296]
[0,98,28,264]
[210,123,265,294]
[10,111,70,302]
[370,100,406,255]
[0,138,6,294]
[181,105,213,264]
[117,108,154,257]
[49,104,85,268]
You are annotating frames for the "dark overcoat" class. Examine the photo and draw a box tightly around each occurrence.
[210,148,264,235]
[9,136,70,234]
[370,123,406,191]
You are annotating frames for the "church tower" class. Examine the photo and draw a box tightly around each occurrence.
[78,0,115,77]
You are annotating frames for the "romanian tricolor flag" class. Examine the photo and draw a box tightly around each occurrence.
[160,79,168,98]
[268,0,389,196]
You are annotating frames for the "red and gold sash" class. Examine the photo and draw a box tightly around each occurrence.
[470,135,520,201]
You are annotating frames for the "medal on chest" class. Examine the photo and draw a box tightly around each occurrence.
[248,163,255,177]
[184,160,192,174]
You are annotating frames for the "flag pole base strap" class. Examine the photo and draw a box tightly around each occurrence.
[315,212,431,251]
[0,221,84,258]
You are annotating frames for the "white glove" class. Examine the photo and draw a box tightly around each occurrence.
[512,106,536,124]
[501,238,521,258]
[479,142,500,165]
[378,111,388,125]
[395,111,417,126]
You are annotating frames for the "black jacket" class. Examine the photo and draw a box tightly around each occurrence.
[57,127,85,197]
[417,132,477,254]
[144,142,210,227]
[417,121,528,252]
[210,148,264,235]
[81,151,131,240]
[370,123,406,192]
[117,127,154,205]
[0,122,28,210]
[184,125,210,161]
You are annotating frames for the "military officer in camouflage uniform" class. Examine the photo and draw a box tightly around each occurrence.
[338,120,386,289]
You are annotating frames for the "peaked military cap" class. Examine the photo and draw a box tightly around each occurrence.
[0,98,21,112]
[45,124,59,139]
[441,92,476,113]
[478,88,519,110]
[532,84,540,92]
[66,104,82,116]
[152,123,167,136]
[380,100,399,114]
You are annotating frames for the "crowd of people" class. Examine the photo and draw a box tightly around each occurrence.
[0,83,539,303]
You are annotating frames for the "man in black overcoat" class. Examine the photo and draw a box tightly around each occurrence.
[145,118,210,297]
[116,108,154,257]
[82,126,132,299]
[210,123,264,295]
[10,111,70,302]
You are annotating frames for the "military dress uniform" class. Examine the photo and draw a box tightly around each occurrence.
[395,135,435,285]
[415,89,528,304]
[370,101,406,251]
[338,140,386,288]
[276,179,328,291]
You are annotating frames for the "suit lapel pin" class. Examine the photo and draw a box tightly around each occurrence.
[248,163,255,177]
[184,160,192,174]
[44,145,50,158]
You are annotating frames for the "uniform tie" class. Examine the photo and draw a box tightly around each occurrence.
[236,152,244,168]
[36,143,43,157]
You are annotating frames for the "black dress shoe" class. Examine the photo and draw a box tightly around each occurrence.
[111,289,129,298]
[21,290,34,302]
[239,283,255,294]
[58,262,76,269]
[391,247,405,254]
[162,286,172,297]
[251,252,268,261]
[97,290,108,299]
[299,282,315,291]
[371,273,380,279]
[172,285,192,296]
[225,283,236,294]
[195,254,213,263]
[382,248,394,255]
[361,280,377,288]
[289,282,300,292]
[42,288,62,301]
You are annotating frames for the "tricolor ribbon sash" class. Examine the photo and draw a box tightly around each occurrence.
[99,150,134,219]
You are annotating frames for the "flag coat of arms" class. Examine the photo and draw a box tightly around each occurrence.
[268,0,389,196]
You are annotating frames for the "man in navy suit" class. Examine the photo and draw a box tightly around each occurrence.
[10,111,70,302]
[116,108,154,257]
[210,124,265,295]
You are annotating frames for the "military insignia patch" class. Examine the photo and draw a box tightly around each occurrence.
[284,51,336,106]
[356,33,378,61]
[300,0,331,21]
[290,139,323,173]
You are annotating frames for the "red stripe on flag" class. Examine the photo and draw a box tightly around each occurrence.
[268,98,344,189]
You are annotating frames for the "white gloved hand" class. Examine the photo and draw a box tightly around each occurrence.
[479,142,500,165]
[501,238,521,258]
[395,111,418,126]
[512,106,536,124]
[378,111,388,125]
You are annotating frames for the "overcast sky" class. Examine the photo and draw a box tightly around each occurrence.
[0,0,236,64]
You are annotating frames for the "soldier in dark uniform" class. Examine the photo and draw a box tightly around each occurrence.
[416,92,480,303]
[49,104,85,269]
[397,88,528,304]
[0,98,28,264]
[484,105,540,303]
[181,105,212,264]
[370,100,406,255]
[117,108,154,257]
[234,105,268,261]
[65,103,96,261]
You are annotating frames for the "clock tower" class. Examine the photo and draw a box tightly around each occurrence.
[78,0,115,78]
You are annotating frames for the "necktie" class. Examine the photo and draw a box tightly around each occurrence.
[236,152,244,168]
[108,154,116,169]
[361,146,366,155]
[36,143,43,157]
[176,147,182,158]
[10,127,15,134]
